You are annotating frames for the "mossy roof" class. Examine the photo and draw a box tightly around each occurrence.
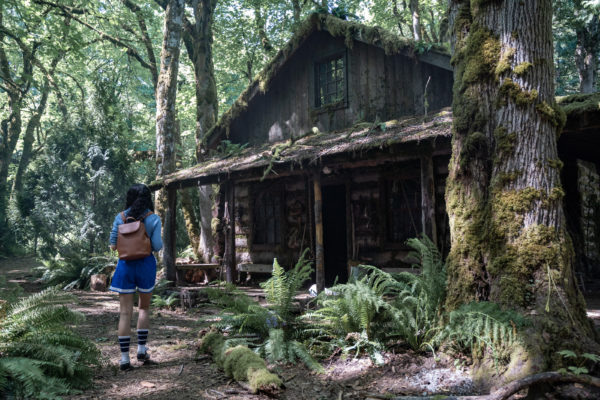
[557,92,600,117]
[203,13,451,149]
[159,109,453,188]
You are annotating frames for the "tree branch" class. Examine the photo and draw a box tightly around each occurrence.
[33,0,153,72]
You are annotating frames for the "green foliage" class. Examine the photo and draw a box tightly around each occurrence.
[261,248,312,323]
[204,251,320,370]
[434,301,529,366]
[557,349,600,375]
[0,288,100,399]
[37,253,116,290]
[151,293,180,310]
[213,140,249,158]
[305,235,446,356]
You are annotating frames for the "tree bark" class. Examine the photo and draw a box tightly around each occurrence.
[155,0,184,224]
[446,0,596,379]
[12,56,62,199]
[575,17,599,94]
[409,0,421,41]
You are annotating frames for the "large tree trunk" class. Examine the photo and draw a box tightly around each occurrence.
[155,0,184,225]
[446,0,596,383]
[575,18,599,94]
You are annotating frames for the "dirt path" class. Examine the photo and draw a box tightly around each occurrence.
[0,257,350,399]
[13,256,600,399]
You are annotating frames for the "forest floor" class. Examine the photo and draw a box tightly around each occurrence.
[3,256,600,400]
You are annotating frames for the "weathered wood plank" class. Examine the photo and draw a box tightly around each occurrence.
[421,153,437,244]
[237,263,273,273]
[313,173,325,291]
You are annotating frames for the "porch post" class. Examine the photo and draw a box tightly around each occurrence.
[164,185,178,282]
[420,153,437,245]
[224,181,237,283]
[313,173,325,291]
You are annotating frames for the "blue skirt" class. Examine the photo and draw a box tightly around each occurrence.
[109,254,156,294]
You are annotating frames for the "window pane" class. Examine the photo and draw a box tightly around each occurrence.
[315,55,345,107]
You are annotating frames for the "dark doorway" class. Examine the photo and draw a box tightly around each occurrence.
[322,184,348,286]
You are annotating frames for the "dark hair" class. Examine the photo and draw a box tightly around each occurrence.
[125,184,154,220]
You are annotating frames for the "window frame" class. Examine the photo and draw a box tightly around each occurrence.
[313,50,349,110]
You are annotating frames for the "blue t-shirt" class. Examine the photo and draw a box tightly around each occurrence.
[110,209,163,252]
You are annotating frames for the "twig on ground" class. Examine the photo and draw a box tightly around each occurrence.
[178,363,184,376]
[205,388,225,399]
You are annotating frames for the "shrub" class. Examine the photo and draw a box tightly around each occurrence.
[0,287,100,399]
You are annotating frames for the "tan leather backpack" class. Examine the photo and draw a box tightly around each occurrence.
[116,211,153,260]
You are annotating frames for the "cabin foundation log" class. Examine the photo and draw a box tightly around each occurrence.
[313,174,324,291]
[164,186,178,282]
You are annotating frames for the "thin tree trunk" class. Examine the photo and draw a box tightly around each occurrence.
[291,0,302,25]
[12,56,61,199]
[575,18,599,93]
[409,0,421,41]
[155,0,184,223]
[446,0,596,379]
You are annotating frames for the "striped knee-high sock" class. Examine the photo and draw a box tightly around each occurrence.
[118,336,130,364]
[137,329,148,354]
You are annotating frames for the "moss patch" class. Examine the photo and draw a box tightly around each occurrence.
[498,78,539,107]
[536,101,567,129]
[513,62,533,77]
[557,92,600,117]
[198,333,282,393]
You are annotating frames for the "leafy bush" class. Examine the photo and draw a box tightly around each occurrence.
[0,287,100,399]
[37,253,116,290]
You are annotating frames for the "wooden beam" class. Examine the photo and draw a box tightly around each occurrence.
[224,182,237,283]
[313,173,325,291]
[164,186,177,283]
[420,153,437,245]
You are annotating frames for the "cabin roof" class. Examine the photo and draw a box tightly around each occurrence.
[202,13,451,150]
[558,92,600,133]
[153,109,453,189]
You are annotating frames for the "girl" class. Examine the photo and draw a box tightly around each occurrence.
[109,183,162,370]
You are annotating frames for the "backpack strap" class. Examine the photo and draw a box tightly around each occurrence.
[141,211,153,220]
[120,211,128,223]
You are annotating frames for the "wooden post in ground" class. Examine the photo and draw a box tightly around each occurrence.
[224,182,237,283]
[164,186,178,283]
[420,152,437,245]
[313,173,324,291]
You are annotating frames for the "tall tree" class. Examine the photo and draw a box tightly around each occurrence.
[446,0,596,380]
[155,0,185,223]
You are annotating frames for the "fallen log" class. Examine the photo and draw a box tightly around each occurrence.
[198,331,282,395]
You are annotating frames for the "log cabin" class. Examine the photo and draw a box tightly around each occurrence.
[151,14,600,291]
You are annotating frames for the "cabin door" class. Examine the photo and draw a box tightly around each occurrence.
[322,184,348,286]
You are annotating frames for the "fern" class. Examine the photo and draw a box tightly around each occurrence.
[0,287,100,399]
[202,250,321,370]
[37,253,116,290]
[261,248,312,323]
[434,301,529,365]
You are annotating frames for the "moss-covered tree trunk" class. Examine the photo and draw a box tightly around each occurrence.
[181,0,218,262]
[446,0,597,378]
[155,0,184,230]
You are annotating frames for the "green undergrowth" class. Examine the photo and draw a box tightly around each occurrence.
[37,252,117,290]
[198,331,282,393]
[202,249,321,371]
[0,287,100,399]
[203,237,530,372]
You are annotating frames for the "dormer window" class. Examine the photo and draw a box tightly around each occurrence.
[315,53,346,107]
